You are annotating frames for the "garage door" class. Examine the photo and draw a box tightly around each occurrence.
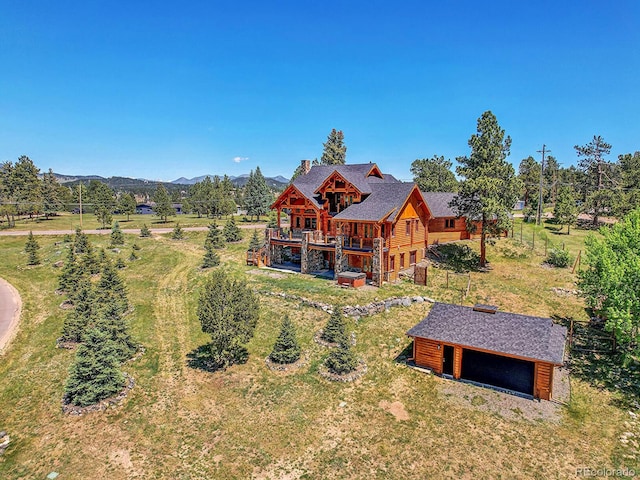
[461,349,534,395]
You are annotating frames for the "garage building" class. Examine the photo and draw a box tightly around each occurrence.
[407,302,567,400]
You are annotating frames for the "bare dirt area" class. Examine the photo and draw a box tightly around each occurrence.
[438,375,564,423]
[379,400,410,421]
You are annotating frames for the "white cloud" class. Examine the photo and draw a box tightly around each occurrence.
[233,156,249,163]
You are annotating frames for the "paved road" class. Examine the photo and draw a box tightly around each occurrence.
[0,278,21,353]
[0,224,267,236]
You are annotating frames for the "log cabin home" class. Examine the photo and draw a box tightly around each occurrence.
[267,161,494,286]
[407,303,567,400]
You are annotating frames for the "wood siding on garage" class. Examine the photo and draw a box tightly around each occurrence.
[453,346,463,379]
[414,337,442,373]
[534,362,554,400]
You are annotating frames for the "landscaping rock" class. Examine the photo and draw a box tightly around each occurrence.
[259,291,435,319]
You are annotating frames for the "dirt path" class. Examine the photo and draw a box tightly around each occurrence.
[0,277,22,353]
[150,240,200,410]
[0,224,266,237]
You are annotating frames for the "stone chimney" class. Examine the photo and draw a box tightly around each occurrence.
[301,159,311,175]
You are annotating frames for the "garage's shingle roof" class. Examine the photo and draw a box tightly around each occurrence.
[407,303,567,365]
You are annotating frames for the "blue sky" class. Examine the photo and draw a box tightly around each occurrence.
[1,1,639,182]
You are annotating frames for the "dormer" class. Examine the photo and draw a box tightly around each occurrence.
[365,164,384,179]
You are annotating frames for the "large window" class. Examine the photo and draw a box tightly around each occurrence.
[445,219,455,229]
[410,250,416,265]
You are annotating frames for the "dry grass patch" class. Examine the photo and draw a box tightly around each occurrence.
[0,229,637,478]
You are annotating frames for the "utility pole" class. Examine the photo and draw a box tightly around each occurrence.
[79,182,83,228]
[536,145,550,226]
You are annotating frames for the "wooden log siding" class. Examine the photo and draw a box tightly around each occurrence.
[428,217,470,244]
[453,346,463,379]
[534,362,554,400]
[414,338,442,373]
[413,337,557,400]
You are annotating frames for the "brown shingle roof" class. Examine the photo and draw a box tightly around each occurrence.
[407,303,566,365]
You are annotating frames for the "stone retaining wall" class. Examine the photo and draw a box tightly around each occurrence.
[259,290,435,318]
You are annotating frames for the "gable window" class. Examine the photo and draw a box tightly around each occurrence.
[391,224,395,237]
[406,221,411,236]
[415,219,419,233]
[445,219,455,229]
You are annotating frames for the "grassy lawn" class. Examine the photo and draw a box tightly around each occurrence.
[0,221,637,479]
[0,213,268,232]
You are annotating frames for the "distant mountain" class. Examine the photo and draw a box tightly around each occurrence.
[53,173,106,183]
[52,172,289,191]
[171,174,289,189]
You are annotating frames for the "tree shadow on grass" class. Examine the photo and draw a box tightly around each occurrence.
[186,344,249,373]
[555,316,640,408]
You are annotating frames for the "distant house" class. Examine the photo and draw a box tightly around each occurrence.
[407,303,567,400]
[136,203,183,215]
[136,204,154,215]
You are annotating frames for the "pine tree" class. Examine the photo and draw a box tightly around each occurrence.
[58,247,81,293]
[553,187,578,234]
[61,278,96,342]
[205,222,225,249]
[202,242,220,268]
[64,326,125,407]
[118,192,137,221]
[248,229,263,252]
[244,167,272,221]
[81,242,101,275]
[223,216,242,242]
[269,315,301,364]
[266,211,278,228]
[325,329,357,375]
[97,248,108,267]
[321,129,347,165]
[95,303,137,362]
[73,227,89,254]
[450,111,521,267]
[96,261,129,316]
[129,248,139,261]
[198,270,259,367]
[115,257,126,269]
[153,184,174,222]
[140,224,151,238]
[110,221,125,247]
[88,180,115,229]
[322,307,346,343]
[171,222,184,240]
[25,231,40,265]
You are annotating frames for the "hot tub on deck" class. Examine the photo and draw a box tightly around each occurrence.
[337,271,366,288]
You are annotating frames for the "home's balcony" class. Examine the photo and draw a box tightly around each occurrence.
[343,236,374,251]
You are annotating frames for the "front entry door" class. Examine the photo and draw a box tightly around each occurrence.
[443,345,454,375]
